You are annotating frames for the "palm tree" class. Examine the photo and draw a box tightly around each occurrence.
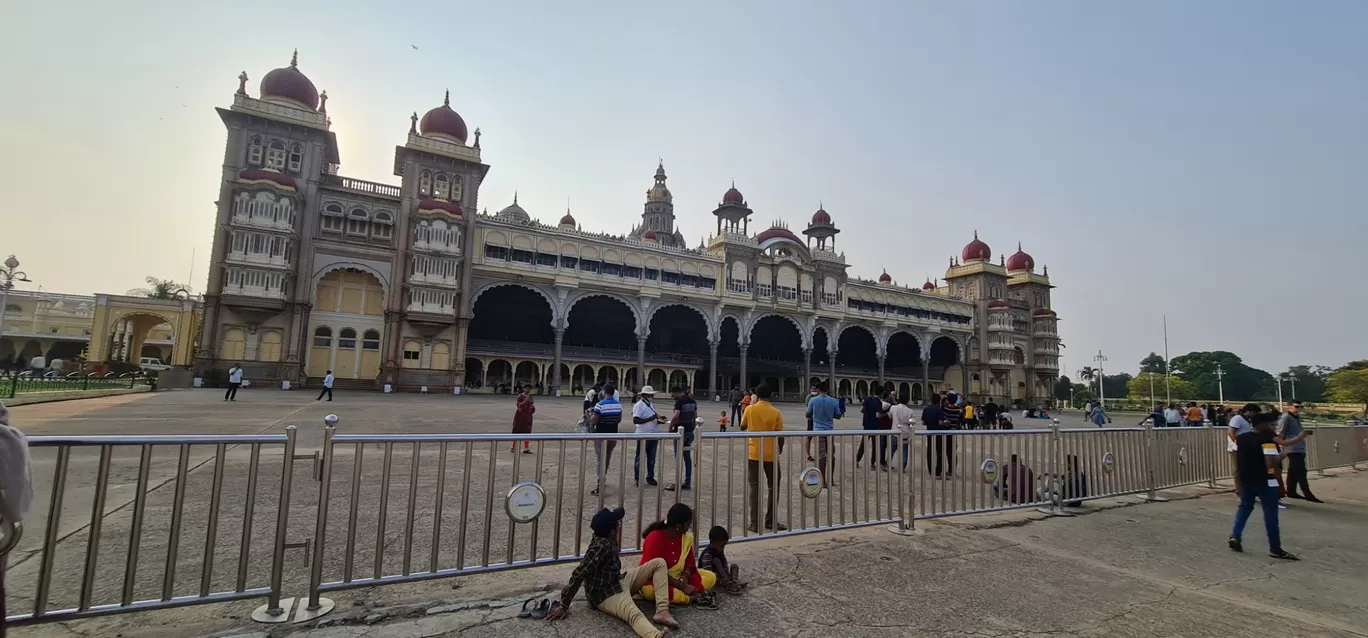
[127,277,192,300]
[1078,366,1100,393]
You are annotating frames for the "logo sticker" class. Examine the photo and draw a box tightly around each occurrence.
[1102,452,1115,473]
[505,482,546,523]
[981,458,998,484]
[799,467,824,498]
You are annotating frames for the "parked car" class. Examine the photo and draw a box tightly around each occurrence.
[138,357,171,371]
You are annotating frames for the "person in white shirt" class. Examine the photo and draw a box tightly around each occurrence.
[225,363,244,402]
[887,396,917,471]
[317,370,334,401]
[632,386,662,486]
[1163,404,1181,427]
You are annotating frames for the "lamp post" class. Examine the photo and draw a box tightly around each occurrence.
[1276,374,1285,410]
[1214,363,1225,405]
[0,254,34,344]
[1094,349,1108,409]
[1289,373,1297,400]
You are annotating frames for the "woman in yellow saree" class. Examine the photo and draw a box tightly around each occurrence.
[638,503,717,604]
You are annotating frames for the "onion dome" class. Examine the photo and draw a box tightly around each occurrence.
[417,199,462,216]
[559,212,576,226]
[419,90,469,143]
[812,206,832,225]
[988,299,1011,309]
[755,225,803,245]
[646,161,672,203]
[722,183,745,205]
[1006,243,1035,272]
[922,279,936,291]
[238,168,297,190]
[497,194,529,223]
[643,229,658,241]
[1033,308,1057,316]
[259,50,319,110]
[961,230,991,262]
[878,270,892,283]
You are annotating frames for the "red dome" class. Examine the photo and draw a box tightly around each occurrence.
[1006,244,1035,272]
[922,279,936,291]
[419,91,469,143]
[417,199,462,216]
[961,231,991,262]
[988,299,1011,309]
[238,168,297,189]
[755,226,803,246]
[259,51,319,110]
[1032,308,1057,316]
[878,270,892,283]
[811,208,831,225]
[723,186,744,205]
[643,229,658,240]
[560,213,576,226]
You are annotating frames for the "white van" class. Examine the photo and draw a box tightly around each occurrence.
[139,357,171,371]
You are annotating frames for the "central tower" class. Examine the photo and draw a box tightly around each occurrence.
[635,161,685,246]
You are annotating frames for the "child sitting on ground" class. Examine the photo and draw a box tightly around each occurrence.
[698,526,745,594]
[717,410,730,432]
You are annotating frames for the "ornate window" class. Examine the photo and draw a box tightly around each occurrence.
[338,328,357,349]
[347,208,369,235]
[433,174,450,200]
[321,204,345,232]
[265,141,286,170]
[248,136,263,165]
[450,175,463,201]
[288,143,303,173]
[371,212,394,239]
[402,340,421,368]
[363,330,382,350]
[419,170,432,196]
[312,326,332,347]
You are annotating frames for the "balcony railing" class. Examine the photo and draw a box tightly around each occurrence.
[226,251,289,268]
[322,174,402,199]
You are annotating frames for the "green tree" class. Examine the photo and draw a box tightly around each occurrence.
[1282,365,1330,402]
[1138,352,1167,374]
[127,277,192,300]
[1170,351,1275,401]
[1326,368,1368,416]
[1053,375,1073,401]
[1073,388,1097,405]
[1128,372,1196,402]
[1102,373,1132,399]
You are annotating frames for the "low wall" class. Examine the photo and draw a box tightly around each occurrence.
[1,385,152,407]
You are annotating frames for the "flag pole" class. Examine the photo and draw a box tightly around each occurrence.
[1163,315,1171,405]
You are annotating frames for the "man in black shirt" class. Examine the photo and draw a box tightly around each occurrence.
[921,394,953,477]
[665,386,698,491]
[1229,412,1299,560]
[981,400,999,430]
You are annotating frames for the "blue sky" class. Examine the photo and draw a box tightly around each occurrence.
[1,1,1363,376]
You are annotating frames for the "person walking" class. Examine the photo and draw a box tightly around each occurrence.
[585,384,602,414]
[1090,403,1110,426]
[511,390,534,454]
[922,393,953,478]
[728,386,743,429]
[740,384,785,531]
[590,383,623,496]
[1278,401,1319,502]
[1229,412,1299,560]
[316,370,334,401]
[981,399,999,430]
[1164,403,1181,428]
[664,385,698,492]
[1184,402,1204,427]
[224,363,243,401]
[855,391,886,468]
[1,403,35,638]
[888,394,917,471]
[546,507,679,636]
[1227,403,1259,486]
[805,382,842,484]
[632,386,661,487]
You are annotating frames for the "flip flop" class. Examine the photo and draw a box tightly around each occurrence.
[530,598,552,619]
[517,598,536,618]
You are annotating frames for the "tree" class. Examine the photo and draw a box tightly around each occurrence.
[1281,365,1330,403]
[127,277,192,300]
[1073,388,1096,405]
[1128,372,1196,402]
[1053,375,1073,401]
[1170,351,1276,401]
[1139,352,1167,374]
[1077,367,1097,384]
[1102,373,1132,400]
[1326,368,1368,416]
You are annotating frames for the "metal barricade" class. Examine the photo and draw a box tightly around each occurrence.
[912,428,1057,518]
[6,429,300,626]
[1056,427,1150,500]
[1150,426,1226,490]
[1309,425,1361,471]
[302,428,690,616]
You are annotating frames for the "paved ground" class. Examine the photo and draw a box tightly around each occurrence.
[5,389,1367,637]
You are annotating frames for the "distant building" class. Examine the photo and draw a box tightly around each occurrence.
[196,52,1061,404]
[1,290,175,366]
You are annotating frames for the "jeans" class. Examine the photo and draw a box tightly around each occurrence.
[1231,483,1282,552]
[224,382,240,401]
[673,430,694,486]
[747,459,780,527]
[634,440,658,482]
[926,433,955,476]
[855,429,887,467]
[1285,452,1313,497]
[731,405,741,428]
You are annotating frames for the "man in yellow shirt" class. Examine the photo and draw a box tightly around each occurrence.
[740,384,786,532]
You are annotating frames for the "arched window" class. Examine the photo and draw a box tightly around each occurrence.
[248,136,263,165]
[266,141,286,170]
[259,330,283,362]
[419,170,432,196]
[347,208,369,235]
[402,340,421,368]
[431,342,451,370]
[321,203,344,232]
[371,212,393,239]
[338,328,357,349]
[288,143,303,173]
[5,303,22,313]
[312,326,332,347]
[434,174,450,200]
[363,330,382,351]
[450,175,463,201]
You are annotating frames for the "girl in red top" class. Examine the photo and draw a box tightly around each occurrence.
[639,504,717,605]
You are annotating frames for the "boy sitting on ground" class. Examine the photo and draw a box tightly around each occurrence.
[698,526,746,594]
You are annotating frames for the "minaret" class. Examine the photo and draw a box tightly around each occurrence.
[640,160,676,245]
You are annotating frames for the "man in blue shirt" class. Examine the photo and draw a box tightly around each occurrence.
[590,383,623,496]
[806,382,842,485]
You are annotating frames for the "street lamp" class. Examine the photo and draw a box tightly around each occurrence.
[1214,364,1225,405]
[1289,373,1297,400]
[0,254,34,344]
[1276,374,1285,410]
[1094,349,1108,409]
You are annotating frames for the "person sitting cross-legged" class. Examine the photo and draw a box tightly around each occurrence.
[546,507,679,637]
[639,503,718,606]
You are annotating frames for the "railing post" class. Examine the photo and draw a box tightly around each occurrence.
[1140,417,1168,502]
[82,374,89,391]
[252,425,298,623]
[1311,422,1325,476]
[299,416,338,622]
[1037,420,1073,516]
[888,428,922,535]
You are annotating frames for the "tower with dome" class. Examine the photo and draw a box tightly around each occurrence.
[195,52,1060,406]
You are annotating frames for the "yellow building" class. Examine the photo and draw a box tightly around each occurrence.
[1,290,178,369]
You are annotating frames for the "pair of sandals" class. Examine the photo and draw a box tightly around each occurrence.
[518,598,557,619]
[693,590,720,610]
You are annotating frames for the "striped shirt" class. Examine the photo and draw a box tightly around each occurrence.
[592,396,623,433]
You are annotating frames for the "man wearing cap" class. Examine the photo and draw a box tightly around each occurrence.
[632,386,662,486]
[548,507,678,636]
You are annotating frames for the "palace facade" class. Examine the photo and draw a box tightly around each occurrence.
[197,53,1062,404]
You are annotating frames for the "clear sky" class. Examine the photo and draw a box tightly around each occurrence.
[1,1,1363,376]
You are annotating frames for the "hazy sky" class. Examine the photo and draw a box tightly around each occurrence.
[2,1,1364,376]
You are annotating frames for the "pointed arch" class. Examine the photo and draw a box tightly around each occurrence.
[469,281,558,327]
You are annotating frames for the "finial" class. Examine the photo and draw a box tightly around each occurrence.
[973,229,979,239]
[319,89,328,113]
[1043,264,1049,276]
[513,190,518,205]
[237,71,249,95]
[290,49,299,68]
[1017,241,1022,250]
[410,112,418,134]
[819,200,824,210]
[473,127,481,148]
[443,90,450,107]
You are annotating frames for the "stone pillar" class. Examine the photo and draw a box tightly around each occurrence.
[551,328,564,396]
[803,349,812,393]
[962,363,972,399]
[739,344,749,391]
[878,355,886,386]
[828,349,837,393]
[452,318,471,381]
[922,358,931,399]
[636,336,647,391]
[708,341,718,398]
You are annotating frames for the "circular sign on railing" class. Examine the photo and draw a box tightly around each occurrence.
[1102,452,1115,473]
[505,482,547,523]
[980,458,998,484]
[799,467,824,498]
[1177,447,1188,465]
